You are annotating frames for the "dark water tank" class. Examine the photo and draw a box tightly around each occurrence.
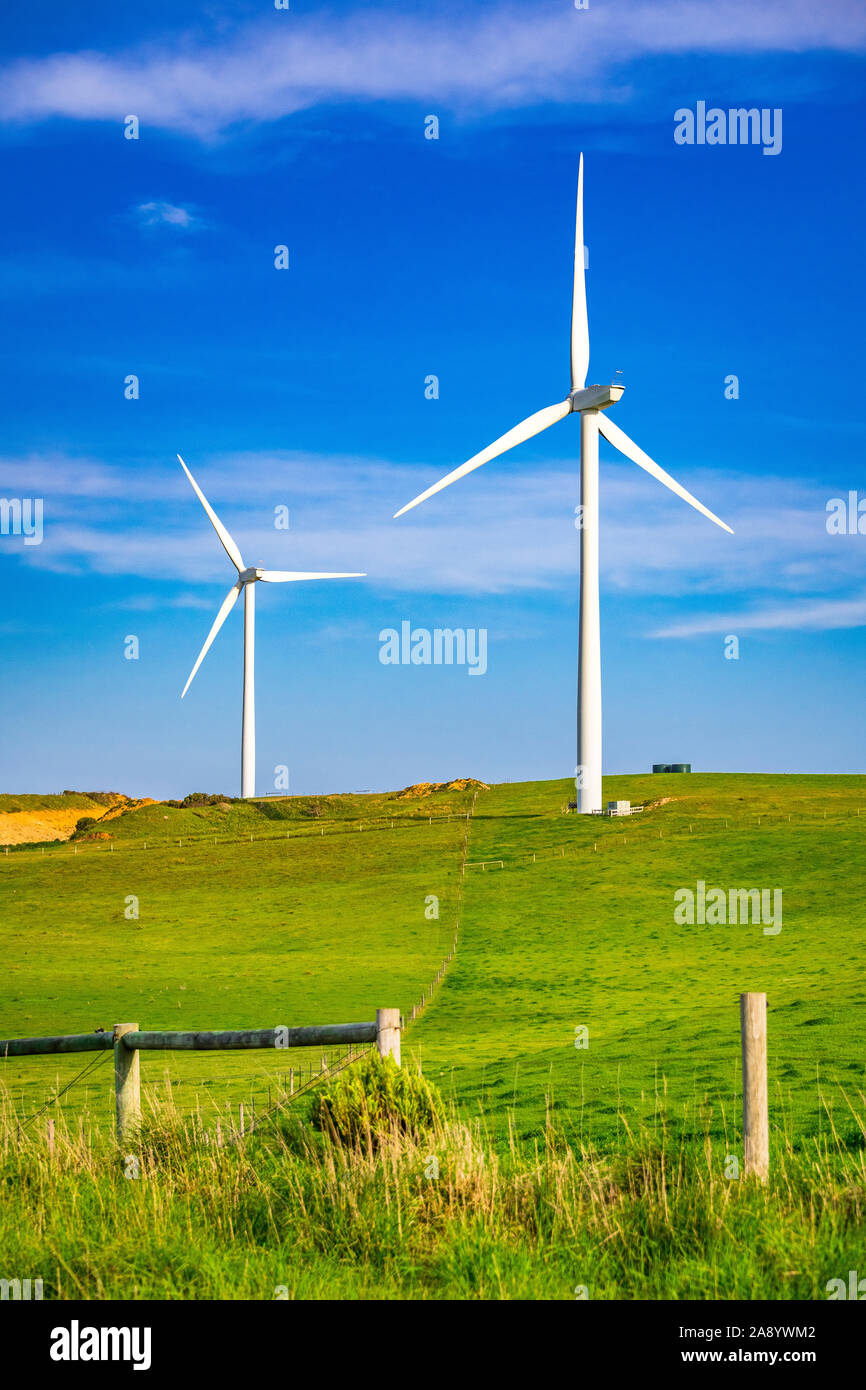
[652,764,671,773]
[670,763,691,773]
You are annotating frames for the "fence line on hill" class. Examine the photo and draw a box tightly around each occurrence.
[453,808,866,878]
[404,789,477,1032]
[4,802,863,860]
[1,806,476,857]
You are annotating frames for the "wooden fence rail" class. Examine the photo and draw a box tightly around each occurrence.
[0,1031,115,1058]
[2,1008,401,1144]
[121,1022,379,1052]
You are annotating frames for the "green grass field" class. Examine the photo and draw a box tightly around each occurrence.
[1,773,864,1299]
[422,774,866,1150]
[2,784,474,1120]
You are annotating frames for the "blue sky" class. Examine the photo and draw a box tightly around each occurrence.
[2,0,865,797]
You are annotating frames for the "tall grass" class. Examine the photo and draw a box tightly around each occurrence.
[1,1080,864,1300]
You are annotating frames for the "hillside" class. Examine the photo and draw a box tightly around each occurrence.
[1,771,864,1299]
[2,773,863,1145]
[66,781,483,844]
[0,783,483,849]
[415,773,866,1145]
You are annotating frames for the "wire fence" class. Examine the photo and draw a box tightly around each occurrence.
[4,801,864,861]
[5,1038,862,1160]
[403,789,477,1032]
[463,808,866,875]
[0,1034,384,1151]
[1,808,475,858]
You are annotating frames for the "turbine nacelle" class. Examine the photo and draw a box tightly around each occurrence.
[568,383,625,413]
[393,156,732,539]
[239,566,264,584]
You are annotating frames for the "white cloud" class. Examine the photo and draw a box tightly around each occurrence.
[135,201,196,228]
[0,2,863,138]
[652,594,866,638]
[4,448,865,617]
[101,592,216,613]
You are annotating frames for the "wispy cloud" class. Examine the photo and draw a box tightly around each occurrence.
[134,201,197,229]
[653,594,866,638]
[0,2,863,138]
[101,592,216,613]
[4,449,865,615]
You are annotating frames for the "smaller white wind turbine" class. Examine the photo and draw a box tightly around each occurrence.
[178,455,365,798]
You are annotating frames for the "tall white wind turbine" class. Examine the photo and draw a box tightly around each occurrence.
[394,155,732,814]
[178,455,365,798]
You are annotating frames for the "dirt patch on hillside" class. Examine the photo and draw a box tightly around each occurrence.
[96,798,157,822]
[396,778,489,800]
[0,809,94,845]
[643,796,682,812]
[1,795,158,845]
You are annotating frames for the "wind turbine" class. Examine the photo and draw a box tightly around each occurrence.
[178,455,365,799]
[394,155,732,814]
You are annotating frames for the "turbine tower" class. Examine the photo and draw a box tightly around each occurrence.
[394,155,732,813]
[178,455,365,798]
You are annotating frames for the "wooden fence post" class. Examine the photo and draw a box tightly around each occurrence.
[740,993,769,1182]
[376,1008,401,1067]
[113,1022,140,1145]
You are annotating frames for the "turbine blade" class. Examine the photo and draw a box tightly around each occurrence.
[598,415,734,534]
[181,582,242,698]
[394,399,571,518]
[177,454,244,572]
[259,571,366,582]
[571,153,589,391]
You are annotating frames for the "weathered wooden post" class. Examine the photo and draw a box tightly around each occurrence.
[113,1022,140,1145]
[376,1008,401,1067]
[740,993,769,1182]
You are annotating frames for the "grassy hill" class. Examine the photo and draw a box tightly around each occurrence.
[64,780,482,845]
[1,772,864,1298]
[419,773,866,1149]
